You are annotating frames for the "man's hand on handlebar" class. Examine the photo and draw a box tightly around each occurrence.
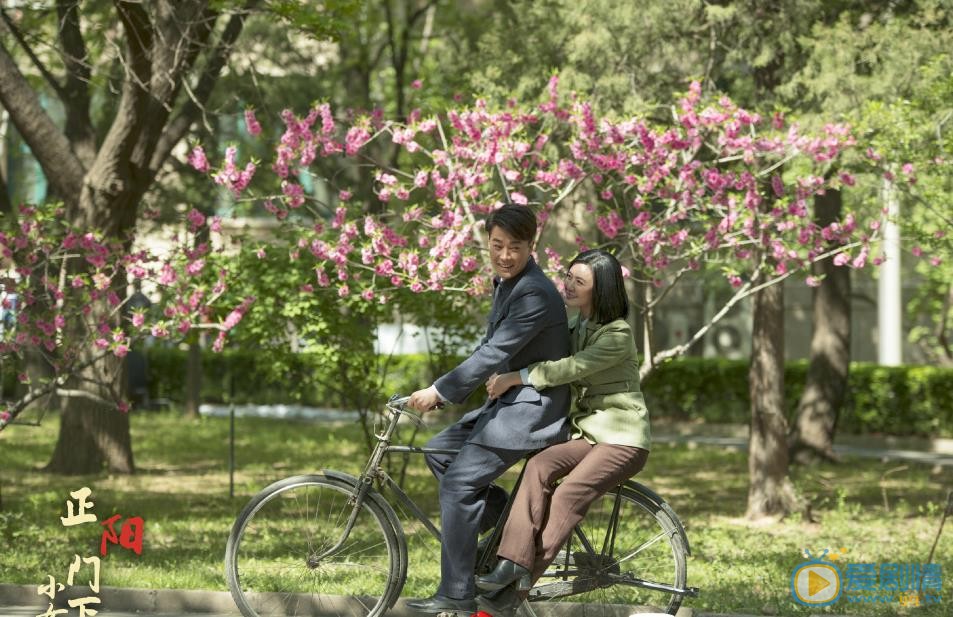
[408,385,445,412]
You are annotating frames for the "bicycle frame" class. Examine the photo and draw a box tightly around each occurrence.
[313,395,518,566]
[315,395,697,601]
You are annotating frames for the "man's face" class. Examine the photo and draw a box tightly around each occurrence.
[488,226,533,280]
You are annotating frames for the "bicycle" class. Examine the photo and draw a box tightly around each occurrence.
[225,395,698,617]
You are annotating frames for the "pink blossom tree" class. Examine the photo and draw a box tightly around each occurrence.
[189,78,889,516]
[1,77,896,516]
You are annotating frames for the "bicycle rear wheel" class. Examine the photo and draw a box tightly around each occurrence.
[225,474,405,617]
[525,481,689,616]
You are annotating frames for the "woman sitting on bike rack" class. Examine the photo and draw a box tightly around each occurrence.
[480,248,652,608]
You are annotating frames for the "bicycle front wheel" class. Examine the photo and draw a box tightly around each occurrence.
[225,474,405,617]
[526,481,689,616]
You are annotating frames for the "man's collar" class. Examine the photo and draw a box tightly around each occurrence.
[493,256,537,289]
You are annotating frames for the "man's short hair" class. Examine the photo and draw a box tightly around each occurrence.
[485,203,537,243]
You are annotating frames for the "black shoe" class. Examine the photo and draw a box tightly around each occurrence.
[477,586,521,617]
[405,593,477,615]
[475,534,500,576]
[475,558,531,591]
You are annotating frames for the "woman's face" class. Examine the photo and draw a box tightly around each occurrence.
[563,263,594,316]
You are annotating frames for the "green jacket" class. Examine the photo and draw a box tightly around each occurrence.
[526,316,651,450]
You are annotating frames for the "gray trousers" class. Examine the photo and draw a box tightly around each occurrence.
[424,417,530,599]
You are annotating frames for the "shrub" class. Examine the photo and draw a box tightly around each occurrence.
[140,350,953,437]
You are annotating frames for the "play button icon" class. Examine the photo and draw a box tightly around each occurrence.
[808,570,831,596]
[791,562,842,606]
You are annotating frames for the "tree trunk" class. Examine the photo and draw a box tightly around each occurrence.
[790,189,851,463]
[185,339,203,419]
[0,2,251,473]
[746,280,798,520]
[47,349,134,474]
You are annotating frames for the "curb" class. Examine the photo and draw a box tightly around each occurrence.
[0,584,707,617]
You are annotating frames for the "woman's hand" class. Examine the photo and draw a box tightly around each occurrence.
[486,371,522,399]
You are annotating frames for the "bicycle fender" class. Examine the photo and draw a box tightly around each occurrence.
[626,480,692,556]
[321,469,408,609]
[321,469,403,536]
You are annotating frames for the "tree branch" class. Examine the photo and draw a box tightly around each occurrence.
[88,0,154,182]
[0,30,86,201]
[56,0,96,167]
[0,7,65,98]
[149,3,256,175]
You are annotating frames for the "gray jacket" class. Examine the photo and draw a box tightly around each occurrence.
[435,258,571,449]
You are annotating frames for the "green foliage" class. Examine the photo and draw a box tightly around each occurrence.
[142,350,953,438]
[641,358,953,437]
[1,411,950,616]
[144,347,488,410]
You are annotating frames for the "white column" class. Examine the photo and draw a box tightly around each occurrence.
[878,177,902,365]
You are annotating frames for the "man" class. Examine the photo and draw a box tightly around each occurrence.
[406,203,571,615]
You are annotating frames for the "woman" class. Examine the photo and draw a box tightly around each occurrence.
[477,249,651,598]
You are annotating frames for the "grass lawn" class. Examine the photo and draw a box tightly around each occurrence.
[1,409,950,616]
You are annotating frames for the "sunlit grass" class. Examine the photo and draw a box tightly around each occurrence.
[1,409,950,616]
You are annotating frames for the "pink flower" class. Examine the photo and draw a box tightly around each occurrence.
[114,344,129,358]
[411,79,423,90]
[338,189,353,201]
[132,313,146,328]
[151,324,169,338]
[117,400,131,414]
[806,276,821,287]
[187,145,210,173]
[931,257,942,266]
[912,246,923,257]
[212,331,227,353]
[510,192,528,205]
[71,276,85,288]
[771,174,784,197]
[244,108,262,137]
[376,172,398,186]
[345,126,371,156]
[178,320,192,334]
[187,208,206,231]
[0,411,10,423]
[361,289,375,301]
[338,283,350,297]
[256,247,267,260]
[186,259,205,276]
[833,252,850,267]
[159,264,177,286]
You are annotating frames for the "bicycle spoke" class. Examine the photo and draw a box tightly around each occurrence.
[226,476,402,617]
[523,483,688,616]
[611,528,670,565]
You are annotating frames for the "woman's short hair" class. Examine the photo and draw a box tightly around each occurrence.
[569,249,629,324]
[485,203,537,244]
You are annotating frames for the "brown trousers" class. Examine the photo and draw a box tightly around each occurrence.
[497,438,649,583]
